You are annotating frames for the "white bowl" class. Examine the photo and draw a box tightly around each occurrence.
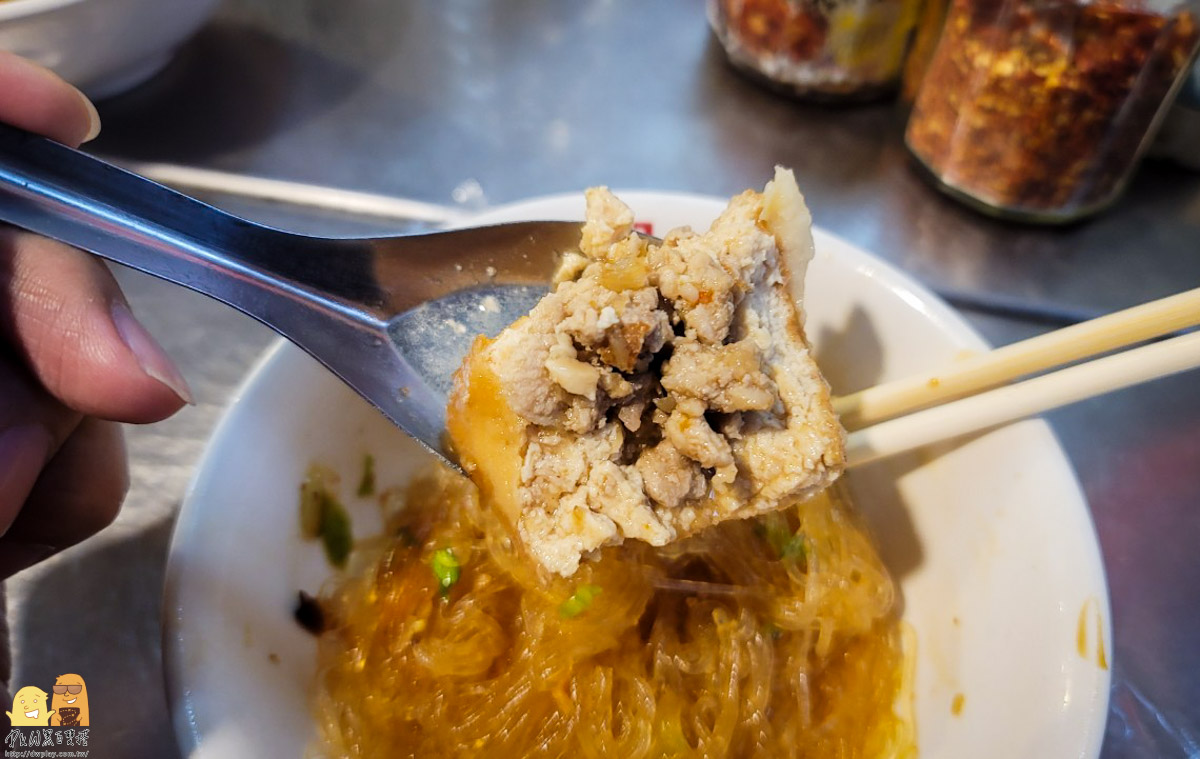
[0,0,220,98]
[164,192,1112,758]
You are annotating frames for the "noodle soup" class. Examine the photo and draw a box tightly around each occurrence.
[313,467,913,758]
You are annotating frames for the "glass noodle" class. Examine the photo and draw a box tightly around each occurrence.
[313,465,914,758]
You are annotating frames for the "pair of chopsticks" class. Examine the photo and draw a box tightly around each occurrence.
[836,287,1200,468]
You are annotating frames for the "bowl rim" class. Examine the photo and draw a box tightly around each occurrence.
[0,0,87,23]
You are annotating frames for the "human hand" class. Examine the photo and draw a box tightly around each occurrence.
[0,52,191,579]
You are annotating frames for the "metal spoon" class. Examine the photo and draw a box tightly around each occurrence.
[0,122,582,466]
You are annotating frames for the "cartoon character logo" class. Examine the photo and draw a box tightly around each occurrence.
[6,686,54,726]
[50,674,88,727]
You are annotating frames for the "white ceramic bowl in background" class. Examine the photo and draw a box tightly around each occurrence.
[164,192,1112,758]
[0,0,220,98]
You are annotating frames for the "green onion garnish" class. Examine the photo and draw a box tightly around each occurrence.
[759,514,806,563]
[780,532,806,562]
[560,584,602,619]
[431,548,461,596]
[318,493,353,569]
[356,454,376,498]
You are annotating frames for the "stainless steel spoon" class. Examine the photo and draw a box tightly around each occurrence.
[0,122,582,466]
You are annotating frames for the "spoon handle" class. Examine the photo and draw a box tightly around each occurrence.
[0,122,458,461]
[0,122,381,327]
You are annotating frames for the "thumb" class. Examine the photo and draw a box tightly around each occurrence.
[1,228,191,422]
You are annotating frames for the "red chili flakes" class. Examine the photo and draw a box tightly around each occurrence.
[906,0,1200,218]
[719,0,830,62]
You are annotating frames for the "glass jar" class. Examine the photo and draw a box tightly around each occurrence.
[900,0,949,102]
[1153,58,1200,168]
[905,0,1200,223]
[707,0,927,101]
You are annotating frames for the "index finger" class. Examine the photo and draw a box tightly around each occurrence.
[0,51,100,146]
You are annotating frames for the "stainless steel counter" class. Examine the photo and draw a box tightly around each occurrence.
[7,1,1199,756]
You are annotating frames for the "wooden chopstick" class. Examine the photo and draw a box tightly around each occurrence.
[844,328,1200,468]
[117,161,469,224]
[833,286,1200,430]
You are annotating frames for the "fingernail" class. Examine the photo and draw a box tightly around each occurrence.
[74,87,101,143]
[111,301,194,405]
[0,541,57,580]
[0,425,54,537]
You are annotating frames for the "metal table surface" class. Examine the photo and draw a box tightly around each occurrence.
[6,1,1198,757]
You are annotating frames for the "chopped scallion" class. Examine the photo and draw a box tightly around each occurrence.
[319,494,353,569]
[780,533,806,562]
[299,465,354,569]
[560,584,602,619]
[357,454,376,497]
[758,514,806,563]
[431,548,461,596]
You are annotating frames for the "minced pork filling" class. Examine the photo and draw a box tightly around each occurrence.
[450,167,845,576]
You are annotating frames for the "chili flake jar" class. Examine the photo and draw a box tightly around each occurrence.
[708,0,927,101]
[905,0,1200,222]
